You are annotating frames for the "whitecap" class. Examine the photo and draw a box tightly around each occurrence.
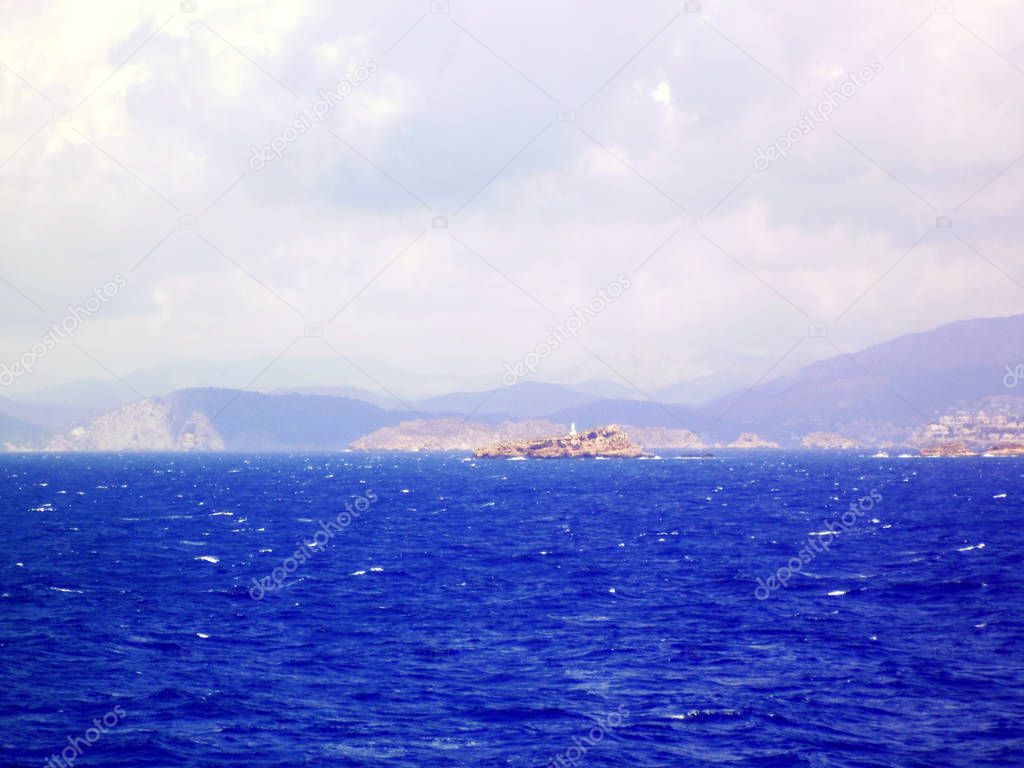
[369,566,384,572]
[49,587,83,594]
[210,511,233,517]
[351,570,367,576]
[196,632,210,639]
[195,555,220,564]
[827,589,848,596]
[994,493,1007,499]
[668,709,740,720]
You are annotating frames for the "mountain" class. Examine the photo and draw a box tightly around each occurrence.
[0,411,45,447]
[12,314,1024,451]
[692,314,1024,443]
[45,388,413,451]
[272,385,405,410]
[543,398,694,429]
[566,379,642,401]
[652,352,783,405]
[414,381,599,420]
[9,379,136,416]
[0,394,100,433]
[46,397,224,452]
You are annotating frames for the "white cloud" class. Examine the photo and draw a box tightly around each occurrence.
[1,0,1023,400]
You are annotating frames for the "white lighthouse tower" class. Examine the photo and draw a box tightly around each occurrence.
[570,422,577,437]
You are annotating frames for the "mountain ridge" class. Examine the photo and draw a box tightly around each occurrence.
[5,314,1022,451]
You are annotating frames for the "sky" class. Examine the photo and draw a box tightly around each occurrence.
[1,0,1023,404]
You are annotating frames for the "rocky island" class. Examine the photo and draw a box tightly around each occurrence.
[727,432,780,449]
[920,442,977,457]
[473,424,644,459]
[350,418,566,452]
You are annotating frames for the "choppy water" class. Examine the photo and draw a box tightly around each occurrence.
[1,453,1022,767]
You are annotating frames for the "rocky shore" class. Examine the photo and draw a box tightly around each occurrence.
[473,424,644,459]
[350,418,566,452]
[984,443,1024,456]
[920,442,977,457]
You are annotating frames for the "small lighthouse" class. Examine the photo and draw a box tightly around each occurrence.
[570,422,577,437]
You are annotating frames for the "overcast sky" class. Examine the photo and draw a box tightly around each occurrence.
[1,0,1022,402]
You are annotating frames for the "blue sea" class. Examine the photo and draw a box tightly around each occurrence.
[1,453,1022,767]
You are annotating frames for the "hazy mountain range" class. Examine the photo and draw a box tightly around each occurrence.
[3,314,1023,451]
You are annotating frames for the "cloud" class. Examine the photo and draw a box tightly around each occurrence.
[650,80,671,105]
[1,0,1022,401]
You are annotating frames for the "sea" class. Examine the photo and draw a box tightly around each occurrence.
[0,452,1021,767]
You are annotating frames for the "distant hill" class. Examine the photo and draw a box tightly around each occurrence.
[0,411,45,447]
[45,388,413,451]
[692,314,1024,443]
[12,314,1024,451]
[566,379,643,401]
[272,384,406,410]
[415,381,599,420]
[543,398,694,429]
[10,378,142,413]
[163,389,411,450]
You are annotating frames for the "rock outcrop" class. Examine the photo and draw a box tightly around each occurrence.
[473,424,643,459]
[46,398,224,452]
[983,443,1024,456]
[920,442,977,457]
[800,431,862,450]
[350,419,566,452]
[728,432,780,449]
